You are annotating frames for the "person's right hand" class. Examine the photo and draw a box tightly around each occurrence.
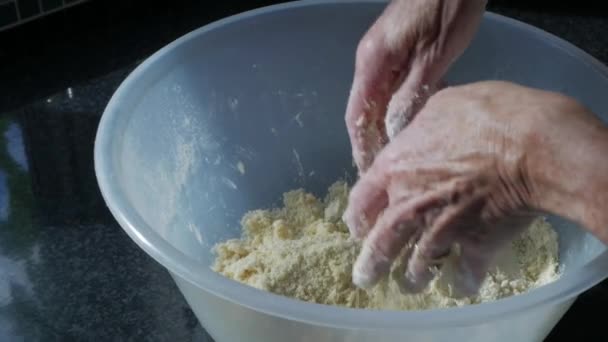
[343,81,608,296]
[345,0,487,172]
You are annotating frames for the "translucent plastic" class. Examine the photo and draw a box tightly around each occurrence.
[95,1,608,341]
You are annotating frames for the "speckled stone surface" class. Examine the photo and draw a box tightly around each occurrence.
[0,68,214,341]
[0,1,607,341]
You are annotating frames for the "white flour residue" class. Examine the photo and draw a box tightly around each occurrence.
[385,84,433,140]
[188,223,204,244]
[221,177,238,190]
[228,98,239,112]
[236,146,256,161]
[293,111,304,127]
[292,149,305,182]
[174,135,196,191]
[153,83,222,238]
[236,161,246,175]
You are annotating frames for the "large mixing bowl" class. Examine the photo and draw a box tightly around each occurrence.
[94,1,608,341]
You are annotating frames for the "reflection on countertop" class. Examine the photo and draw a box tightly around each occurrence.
[0,68,212,341]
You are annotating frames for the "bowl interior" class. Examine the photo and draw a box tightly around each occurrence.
[109,2,608,285]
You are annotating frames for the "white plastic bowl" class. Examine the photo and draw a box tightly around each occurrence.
[95,1,608,341]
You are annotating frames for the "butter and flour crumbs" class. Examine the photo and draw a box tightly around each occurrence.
[212,181,560,310]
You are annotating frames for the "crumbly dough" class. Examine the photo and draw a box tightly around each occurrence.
[212,181,560,310]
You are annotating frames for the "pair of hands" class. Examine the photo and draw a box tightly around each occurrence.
[342,0,608,296]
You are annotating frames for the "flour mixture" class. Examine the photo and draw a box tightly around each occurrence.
[212,181,560,310]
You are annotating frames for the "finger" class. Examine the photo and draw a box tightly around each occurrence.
[344,158,465,240]
[392,206,443,294]
[449,241,492,298]
[385,66,432,140]
[385,63,446,140]
[345,31,409,172]
[352,203,419,289]
[342,167,389,239]
[439,211,536,298]
[352,191,448,289]
[399,186,485,294]
[447,214,535,298]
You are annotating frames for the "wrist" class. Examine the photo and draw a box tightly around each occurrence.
[527,104,608,243]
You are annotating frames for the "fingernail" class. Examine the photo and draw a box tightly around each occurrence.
[352,245,389,289]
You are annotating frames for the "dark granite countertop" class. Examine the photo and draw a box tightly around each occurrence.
[0,1,607,341]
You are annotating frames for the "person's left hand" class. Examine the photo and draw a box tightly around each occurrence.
[345,0,486,173]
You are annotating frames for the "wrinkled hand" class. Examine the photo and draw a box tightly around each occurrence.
[345,0,487,172]
[343,81,602,297]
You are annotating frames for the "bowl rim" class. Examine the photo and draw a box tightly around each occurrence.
[95,0,608,330]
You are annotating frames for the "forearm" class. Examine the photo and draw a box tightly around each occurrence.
[530,106,608,243]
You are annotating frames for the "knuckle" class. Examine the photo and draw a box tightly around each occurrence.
[365,163,389,189]
[355,33,389,73]
[366,236,391,264]
[355,35,376,64]
[428,85,460,102]
[553,93,585,112]
[344,109,359,131]
[387,221,410,240]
